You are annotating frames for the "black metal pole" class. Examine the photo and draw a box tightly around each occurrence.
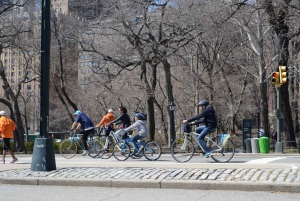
[170,109,175,146]
[31,0,56,171]
[40,0,51,138]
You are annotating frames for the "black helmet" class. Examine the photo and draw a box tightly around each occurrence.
[198,100,209,106]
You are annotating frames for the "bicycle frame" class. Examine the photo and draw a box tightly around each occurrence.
[182,132,224,153]
[67,131,85,150]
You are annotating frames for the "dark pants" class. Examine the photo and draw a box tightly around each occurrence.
[80,129,94,150]
[2,138,11,151]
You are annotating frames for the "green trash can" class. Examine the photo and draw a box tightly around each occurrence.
[259,137,270,153]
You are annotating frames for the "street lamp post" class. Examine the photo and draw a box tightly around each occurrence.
[256,108,260,137]
[169,102,176,147]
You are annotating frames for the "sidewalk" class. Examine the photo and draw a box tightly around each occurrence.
[0,165,300,192]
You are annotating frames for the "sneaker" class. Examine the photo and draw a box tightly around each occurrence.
[204,152,212,158]
[10,158,18,163]
[0,159,5,164]
[82,150,89,156]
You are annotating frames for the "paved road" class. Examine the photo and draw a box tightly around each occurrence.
[1,185,299,201]
[0,154,300,192]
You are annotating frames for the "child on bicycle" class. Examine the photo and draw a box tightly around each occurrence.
[123,113,148,154]
[183,100,217,158]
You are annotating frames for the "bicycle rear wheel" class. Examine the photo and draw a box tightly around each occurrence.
[171,137,194,163]
[99,137,114,159]
[88,140,102,158]
[60,139,77,159]
[144,141,162,161]
[209,137,235,162]
[113,142,130,161]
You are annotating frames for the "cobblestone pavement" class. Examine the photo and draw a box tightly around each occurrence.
[0,167,300,192]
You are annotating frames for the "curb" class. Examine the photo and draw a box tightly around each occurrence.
[0,176,299,192]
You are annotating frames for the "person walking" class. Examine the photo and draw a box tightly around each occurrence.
[0,111,18,164]
[95,109,116,136]
[70,110,94,156]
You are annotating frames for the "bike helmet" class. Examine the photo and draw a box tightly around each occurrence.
[135,113,146,120]
[198,100,209,106]
[74,110,81,116]
[184,124,191,133]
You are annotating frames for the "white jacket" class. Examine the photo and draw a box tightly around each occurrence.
[124,120,148,137]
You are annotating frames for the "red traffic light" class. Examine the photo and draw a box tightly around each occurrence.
[272,72,280,85]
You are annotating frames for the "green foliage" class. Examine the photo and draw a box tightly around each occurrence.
[25,141,34,153]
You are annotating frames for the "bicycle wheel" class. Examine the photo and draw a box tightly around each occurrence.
[209,137,235,163]
[144,141,162,161]
[60,139,77,159]
[171,137,194,163]
[113,142,130,161]
[88,140,102,158]
[99,137,115,159]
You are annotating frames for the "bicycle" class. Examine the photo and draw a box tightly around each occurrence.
[60,130,102,159]
[113,130,162,161]
[171,124,235,163]
[94,126,122,159]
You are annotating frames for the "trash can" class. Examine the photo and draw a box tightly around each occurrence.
[251,138,260,153]
[245,138,252,153]
[259,137,270,154]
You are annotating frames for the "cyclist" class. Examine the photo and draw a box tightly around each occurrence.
[108,105,131,130]
[183,100,217,158]
[70,110,95,156]
[95,109,116,136]
[123,113,148,154]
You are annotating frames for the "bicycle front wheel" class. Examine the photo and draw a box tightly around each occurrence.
[88,140,102,158]
[144,141,162,161]
[209,137,235,163]
[171,137,194,163]
[113,142,130,161]
[60,139,77,159]
[99,137,115,159]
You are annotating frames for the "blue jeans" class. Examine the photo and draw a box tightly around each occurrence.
[132,135,146,152]
[195,125,216,153]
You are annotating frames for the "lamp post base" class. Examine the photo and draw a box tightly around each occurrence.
[274,142,283,154]
[31,138,56,171]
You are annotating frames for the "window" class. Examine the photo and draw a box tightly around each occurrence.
[27,85,31,90]
[19,71,22,76]
[12,65,15,71]
[11,78,15,83]
[4,52,8,57]
[11,59,15,64]
[27,71,32,76]
[11,72,15,76]
[4,59,8,64]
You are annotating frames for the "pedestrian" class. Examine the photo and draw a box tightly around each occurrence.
[70,110,94,156]
[258,127,265,138]
[0,111,18,164]
[95,109,116,136]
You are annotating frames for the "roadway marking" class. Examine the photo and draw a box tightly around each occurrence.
[245,157,286,164]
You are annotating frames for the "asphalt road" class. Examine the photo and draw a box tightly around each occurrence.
[1,153,299,171]
[0,184,299,201]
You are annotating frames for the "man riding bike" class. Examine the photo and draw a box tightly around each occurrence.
[182,100,217,158]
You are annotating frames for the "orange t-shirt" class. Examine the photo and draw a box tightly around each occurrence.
[0,116,16,139]
[96,113,116,128]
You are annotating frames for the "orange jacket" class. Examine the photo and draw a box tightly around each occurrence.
[0,116,16,139]
[96,113,116,128]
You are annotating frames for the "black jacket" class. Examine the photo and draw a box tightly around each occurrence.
[187,106,217,129]
[109,113,131,128]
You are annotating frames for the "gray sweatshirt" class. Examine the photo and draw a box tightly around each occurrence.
[124,120,148,137]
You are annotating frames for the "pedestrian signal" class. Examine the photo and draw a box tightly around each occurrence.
[279,66,287,84]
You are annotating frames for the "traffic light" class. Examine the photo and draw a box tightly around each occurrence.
[279,66,287,84]
[272,72,280,86]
